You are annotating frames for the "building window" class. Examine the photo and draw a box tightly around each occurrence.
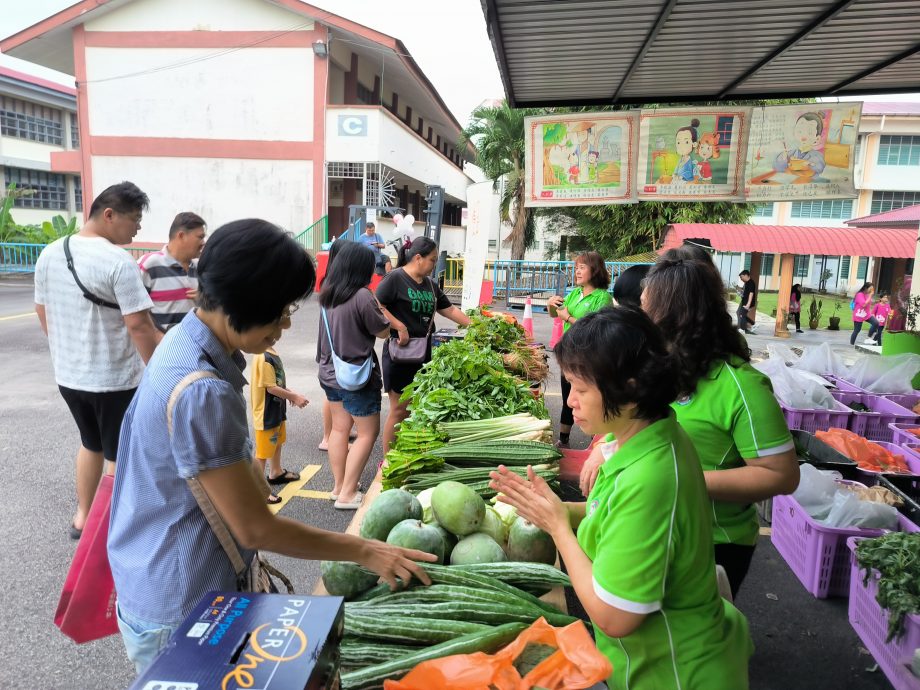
[743,254,752,271]
[793,255,810,278]
[870,191,920,214]
[0,96,64,145]
[853,135,863,166]
[877,135,920,166]
[488,239,497,250]
[74,176,82,212]
[790,199,853,219]
[356,82,374,105]
[761,254,775,275]
[839,255,851,279]
[70,113,79,149]
[4,168,66,209]
[856,256,868,281]
[753,203,774,217]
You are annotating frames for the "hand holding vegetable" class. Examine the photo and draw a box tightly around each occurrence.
[356,540,436,591]
[490,465,569,539]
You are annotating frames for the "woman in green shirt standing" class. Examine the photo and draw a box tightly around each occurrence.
[546,251,612,447]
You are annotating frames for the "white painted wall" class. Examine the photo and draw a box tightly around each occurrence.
[860,165,920,192]
[92,156,312,243]
[0,138,66,165]
[85,47,314,141]
[14,208,77,226]
[85,0,311,32]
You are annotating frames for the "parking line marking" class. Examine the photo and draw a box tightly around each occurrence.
[268,463,323,514]
[0,312,34,321]
[759,526,772,536]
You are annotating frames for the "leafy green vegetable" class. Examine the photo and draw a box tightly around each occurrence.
[855,531,920,642]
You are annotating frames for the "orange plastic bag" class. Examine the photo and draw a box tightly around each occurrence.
[815,428,911,473]
[384,617,611,690]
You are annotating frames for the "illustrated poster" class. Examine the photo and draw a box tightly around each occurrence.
[745,102,862,201]
[523,112,638,207]
[637,106,751,201]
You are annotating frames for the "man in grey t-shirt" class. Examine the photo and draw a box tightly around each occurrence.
[35,181,161,539]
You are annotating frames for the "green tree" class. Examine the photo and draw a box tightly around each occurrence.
[459,101,538,260]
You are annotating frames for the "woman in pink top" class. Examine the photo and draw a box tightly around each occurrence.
[867,293,891,345]
[850,282,878,346]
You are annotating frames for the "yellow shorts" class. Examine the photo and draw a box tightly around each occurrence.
[254,422,286,459]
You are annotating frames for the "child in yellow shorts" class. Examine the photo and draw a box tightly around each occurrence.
[251,347,308,504]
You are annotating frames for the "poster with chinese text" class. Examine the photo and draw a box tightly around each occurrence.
[637,106,750,201]
[523,112,638,207]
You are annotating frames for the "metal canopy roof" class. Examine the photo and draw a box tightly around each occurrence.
[481,0,920,107]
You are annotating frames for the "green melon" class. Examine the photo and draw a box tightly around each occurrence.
[429,522,458,562]
[479,506,508,545]
[359,489,422,541]
[507,517,557,564]
[416,488,436,524]
[321,561,379,599]
[450,533,508,565]
[386,519,446,564]
[431,481,485,536]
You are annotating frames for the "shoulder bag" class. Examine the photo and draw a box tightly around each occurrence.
[63,235,119,309]
[167,370,294,594]
[387,277,435,364]
[321,307,374,391]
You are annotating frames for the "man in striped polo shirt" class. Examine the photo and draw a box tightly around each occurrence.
[138,212,206,332]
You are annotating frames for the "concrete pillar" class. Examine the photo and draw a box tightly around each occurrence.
[774,253,794,338]
[426,127,433,143]
[416,117,424,135]
[344,53,358,104]
[390,92,399,115]
[404,105,412,127]
[372,76,380,104]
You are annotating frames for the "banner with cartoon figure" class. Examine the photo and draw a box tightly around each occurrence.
[523,112,638,207]
[637,107,751,201]
[745,102,862,201]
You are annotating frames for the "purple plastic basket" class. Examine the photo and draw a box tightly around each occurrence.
[847,522,920,690]
[830,392,919,442]
[891,423,920,448]
[825,375,868,393]
[884,393,920,412]
[778,398,852,434]
[771,491,886,598]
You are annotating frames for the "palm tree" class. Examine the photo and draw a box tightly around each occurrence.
[459,102,536,260]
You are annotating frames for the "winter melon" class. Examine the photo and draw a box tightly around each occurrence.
[479,506,508,545]
[321,561,379,599]
[507,517,557,564]
[431,481,485,536]
[386,519,446,564]
[360,489,422,541]
[450,533,507,565]
[429,522,458,562]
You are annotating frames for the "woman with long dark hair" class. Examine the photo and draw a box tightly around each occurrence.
[790,284,803,333]
[850,282,877,346]
[546,251,612,447]
[377,237,470,452]
[316,242,390,509]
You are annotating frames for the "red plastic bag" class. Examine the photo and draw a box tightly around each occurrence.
[815,428,912,474]
[54,474,119,643]
[549,318,565,350]
[384,617,611,690]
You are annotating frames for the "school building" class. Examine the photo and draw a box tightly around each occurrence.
[0,0,476,252]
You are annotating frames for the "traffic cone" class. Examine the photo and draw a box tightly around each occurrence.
[523,297,534,339]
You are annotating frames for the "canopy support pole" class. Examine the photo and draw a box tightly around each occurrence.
[775,253,794,339]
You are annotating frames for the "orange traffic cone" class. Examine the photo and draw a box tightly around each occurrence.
[523,297,534,339]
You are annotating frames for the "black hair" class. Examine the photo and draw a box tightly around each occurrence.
[88,181,149,219]
[798,112,824,137]
[612,264,650,308]
[327,238,352,271]
[366,222,376,229]
[678,243,714,263]
[643,248,751,396]
[857,282,873,294]
[739,269,751,277]
[319,242,375,308]
[554,307,677,422]
[676,118,701,144]
[574,251,611,290]
[877,291,888,299]
[792,283,802,300]
[168,211,206,239]
[197,219,315,331]
[398,236,438,268]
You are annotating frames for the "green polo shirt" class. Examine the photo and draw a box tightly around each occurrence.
[562,286,612,332]
[579,413,752,689]
[673,357,794,546]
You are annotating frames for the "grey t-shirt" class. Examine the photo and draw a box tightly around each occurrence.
[316,288,389,390]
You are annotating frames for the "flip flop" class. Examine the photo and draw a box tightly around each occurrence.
[267,494,283,505]
[330,483,363,501]
[68,523,83,540]
[267,469,300,485]
[334,491,364,510]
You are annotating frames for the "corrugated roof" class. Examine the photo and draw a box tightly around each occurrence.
[846,204,920,227]
[859,101,920,116]
[662,223,917,258]
[481,0,920,107]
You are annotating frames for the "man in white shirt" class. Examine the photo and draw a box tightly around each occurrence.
[35,181,162,539]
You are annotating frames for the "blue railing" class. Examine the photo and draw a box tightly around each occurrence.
[489,260,651,303]
[0,243,45,273]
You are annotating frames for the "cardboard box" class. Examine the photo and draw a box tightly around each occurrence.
[131,592,343,690]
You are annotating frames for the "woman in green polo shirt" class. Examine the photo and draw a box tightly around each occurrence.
[491,307,752,690]
[546,251,612,447]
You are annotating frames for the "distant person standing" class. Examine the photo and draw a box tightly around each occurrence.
[737,270,757,334]
[138,212,206,332]
[789,284,803,333]
[34,181,161,539]
[358,221,391,274]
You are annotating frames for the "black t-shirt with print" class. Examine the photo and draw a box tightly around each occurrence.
[376,268,452,338]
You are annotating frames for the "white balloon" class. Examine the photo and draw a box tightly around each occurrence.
[404,214,415,226]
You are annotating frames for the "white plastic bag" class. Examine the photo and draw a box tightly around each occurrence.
[847,353,920,394]
[767,343,800,366]
[756,357,837,410]
[792,464,840,521]
[795,342,849,378]
[822,490,899,530]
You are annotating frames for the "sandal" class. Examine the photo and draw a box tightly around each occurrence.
[334,491,364,510]
[267,493,282,505]
[68,523,83,540]
[330,483,363,501]
[267,469,300,485]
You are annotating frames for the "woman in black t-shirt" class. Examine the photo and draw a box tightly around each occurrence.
[376,237,470,451]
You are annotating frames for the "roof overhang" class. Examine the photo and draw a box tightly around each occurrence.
[662,223,918,259]
[481,0,920,107]
[846,204,920,229]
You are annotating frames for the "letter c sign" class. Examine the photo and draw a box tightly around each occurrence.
[338,115,367,136]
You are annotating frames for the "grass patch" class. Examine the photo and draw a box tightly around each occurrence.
[744,292,853,331]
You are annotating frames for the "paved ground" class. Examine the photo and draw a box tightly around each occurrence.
[0,275,895,689]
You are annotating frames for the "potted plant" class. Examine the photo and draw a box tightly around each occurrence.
[884,277,920,387]
[828,302,842,330]
[808,298,822,330]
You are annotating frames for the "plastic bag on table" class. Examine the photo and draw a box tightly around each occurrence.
[815,428,914,474]
[847,353,920,395]
[795,342,849,378]
[822,489,899,530]
[756,358,836,410]
[792,463,840,520]
[384,618,611,690]
[767,343,800,366]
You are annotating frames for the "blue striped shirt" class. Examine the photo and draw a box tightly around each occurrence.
[108,310,255,625]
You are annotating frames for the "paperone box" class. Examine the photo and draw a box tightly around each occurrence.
[130,592,343,690]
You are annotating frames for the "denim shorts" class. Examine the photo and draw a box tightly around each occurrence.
[116,603,178,675]
[321,383,382,417]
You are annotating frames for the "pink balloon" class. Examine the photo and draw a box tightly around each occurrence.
[392,213,404,224]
